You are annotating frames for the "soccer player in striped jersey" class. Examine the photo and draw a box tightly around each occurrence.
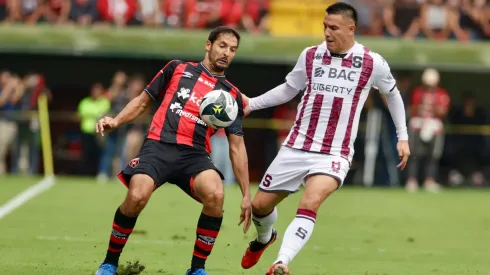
[94,26,252,275]
[240,3,411,274]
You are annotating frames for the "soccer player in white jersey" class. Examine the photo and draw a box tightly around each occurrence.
[240,3,411,275]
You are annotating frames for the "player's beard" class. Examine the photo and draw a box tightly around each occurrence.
[209,48,228,73]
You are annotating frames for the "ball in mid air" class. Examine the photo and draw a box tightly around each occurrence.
[199,89,238,129]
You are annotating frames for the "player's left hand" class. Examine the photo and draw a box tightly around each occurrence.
[396,140,410,170]
[238,196,252,233]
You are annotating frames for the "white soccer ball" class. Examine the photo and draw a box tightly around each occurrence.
[199,89,238,129]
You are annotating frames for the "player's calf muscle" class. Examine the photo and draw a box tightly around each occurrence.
[120,174,154,216]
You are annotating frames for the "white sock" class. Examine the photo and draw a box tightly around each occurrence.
[252,207,278,244]
[276,208,316,265]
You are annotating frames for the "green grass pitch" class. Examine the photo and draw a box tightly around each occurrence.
[0,176,489,275]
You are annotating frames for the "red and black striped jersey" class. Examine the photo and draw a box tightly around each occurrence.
[144,60,245,153]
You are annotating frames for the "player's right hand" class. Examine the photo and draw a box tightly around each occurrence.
[96,116,119,136]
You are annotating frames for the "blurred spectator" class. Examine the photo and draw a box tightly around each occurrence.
[202,0,269,32]
[97,71,128,182]
[363,90,400,187]
[0,0,6,22]
[420,0,459,40]
[383,0,421,39]
[134,0,160,26]
[459,0,489,40]
[78,83,110,176]
[43,0,71,23]
[8,0,44,24]
[10,73,51,175]
[69,0,98,25]
[345,0,383,36]
[97,0,137,27]
[447,92,486,186]
[210,128,234,185]
[123,74,147,163]
[0,71,22,175]
[406,68,450,192]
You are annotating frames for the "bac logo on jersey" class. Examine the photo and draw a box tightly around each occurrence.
[331,161,341,173]
[129,158,140,168]
[198,77,215,89]
[314,67,325,78]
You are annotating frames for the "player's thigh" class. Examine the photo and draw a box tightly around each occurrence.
[301,155,350,212]
[299,175,339,213]
[258,146,308,194]
[170,151,224,204]
[118,139,175,192]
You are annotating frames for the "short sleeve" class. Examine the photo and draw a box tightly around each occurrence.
[225,90,244,137]
[285,48,309,91]
[372,53,397,95]
[144,60,182,101]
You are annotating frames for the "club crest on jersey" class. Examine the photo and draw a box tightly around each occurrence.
[129,158,140,168]
[331,161,341,173]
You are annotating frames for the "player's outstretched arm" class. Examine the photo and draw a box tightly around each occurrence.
[245,47,310,115]
[96,91,152,136]
[228,134,252,233]
[247,83,300,115]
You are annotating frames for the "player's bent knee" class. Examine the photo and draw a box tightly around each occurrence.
[251,190,287,216]
[121,174,154,215]
[193,169,225,212]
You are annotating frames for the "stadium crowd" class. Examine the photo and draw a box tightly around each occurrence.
[0,0,489,40]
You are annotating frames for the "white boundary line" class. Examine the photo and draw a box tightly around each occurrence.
[0,176,55,221]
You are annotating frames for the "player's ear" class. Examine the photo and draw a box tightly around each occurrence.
[205,41,212,53]
[349,25,356,36]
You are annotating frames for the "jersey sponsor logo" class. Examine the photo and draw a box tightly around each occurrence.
[129,157,140,168]
[314,67,325,77]
[325,68,357,82]
[178,88,191,99]
[170,101,207,126]
[311,83,353,94]
[198,77,215,89]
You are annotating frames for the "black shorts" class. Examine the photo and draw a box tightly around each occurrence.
[117,139,224,200]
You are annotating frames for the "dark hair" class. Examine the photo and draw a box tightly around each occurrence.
[326,2,358,26]
[208,26,241,46]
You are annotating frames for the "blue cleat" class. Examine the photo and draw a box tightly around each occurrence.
[186,268,208,275]
[95,263,118,275]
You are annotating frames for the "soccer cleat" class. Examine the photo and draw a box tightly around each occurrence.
[241,229,278,269]
[266,261,290,275]
[95,263,117,275]
[186,268,208,275]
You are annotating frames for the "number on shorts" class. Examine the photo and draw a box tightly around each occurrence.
[262,174,273,187]
[295,227,308,239]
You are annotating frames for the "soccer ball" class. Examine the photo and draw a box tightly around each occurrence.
[199,90,238,129]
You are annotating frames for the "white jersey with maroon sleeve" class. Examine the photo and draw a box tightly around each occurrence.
[283,41,396,163]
